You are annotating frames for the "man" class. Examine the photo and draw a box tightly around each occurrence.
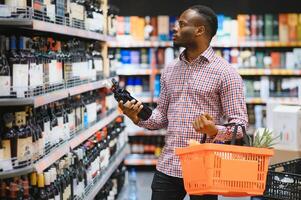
[119,5,248,200]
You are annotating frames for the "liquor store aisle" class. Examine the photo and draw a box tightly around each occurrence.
[1,0,301,200]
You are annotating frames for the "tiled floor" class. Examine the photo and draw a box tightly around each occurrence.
[117,171,252,200]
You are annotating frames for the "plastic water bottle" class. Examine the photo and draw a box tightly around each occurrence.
[128,168,137,200]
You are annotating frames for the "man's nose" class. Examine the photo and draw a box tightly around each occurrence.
[173,25,178,33]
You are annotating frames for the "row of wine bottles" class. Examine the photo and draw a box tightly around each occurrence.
[129,135,165,157]
[0,35,105,98]
[0,88,117,172]
[0,115,127,200]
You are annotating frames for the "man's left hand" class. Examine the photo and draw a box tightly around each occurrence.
[192,113,218,137]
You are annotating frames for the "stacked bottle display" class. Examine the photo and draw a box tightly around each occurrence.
[0,35,104,98]
[0,116,126,199]
[0,0,106,34]
[0,89,117,172]
[94,163,127,200]
[128,135,165,157]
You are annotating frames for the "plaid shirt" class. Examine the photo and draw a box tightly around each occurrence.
[138,46,248,178]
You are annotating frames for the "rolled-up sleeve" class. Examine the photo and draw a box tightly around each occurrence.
[137,68,169,130]
[214,66,249,141]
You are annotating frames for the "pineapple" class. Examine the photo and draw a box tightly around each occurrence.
[250,128,280,148]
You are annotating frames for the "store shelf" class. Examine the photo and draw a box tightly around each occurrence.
[35,141,70,173]
[0,78,114,108]
[128,129,166,136]
[109,40,301,48]
[246,97,300,104]
[32,20,107,41]
[0,5,108,41]
[0,109,120,176]
[124,154,158,166]
[0,165,34,179]
[78,144,129,200]
[238,68,301,76]
[116,67,152,75]
[68,79,111,97]
[69,109,120,149]
[108,40,173,48]
[212,41,301,48]
[246,98,266,104]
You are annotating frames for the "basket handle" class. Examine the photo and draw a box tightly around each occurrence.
[201,123,251,146]
[226,123,251,146]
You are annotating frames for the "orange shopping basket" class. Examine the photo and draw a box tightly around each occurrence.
[175,124,274,197]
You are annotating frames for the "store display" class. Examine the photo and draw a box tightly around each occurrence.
[94,163,126,200]
[0,35,105,98]
[0,115,126,199]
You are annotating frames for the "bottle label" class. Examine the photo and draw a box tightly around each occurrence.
[17,137,32,164]
[54,195,60,200]
[86,103,97,124]
[51,125,60,145]
[0,76,11,96]
[44,121,51,146]
[12,63,29,98]
[68,112,75,132]
[63,122,70,140]
[29,63,43,87]
[73,178,78,196]
[75,107,82,128]
[94,59,103,72]
[57,116,64,141]
[1,139,13,170]
[38,133,45,156]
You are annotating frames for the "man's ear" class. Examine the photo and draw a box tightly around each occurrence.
[195,25,205,36]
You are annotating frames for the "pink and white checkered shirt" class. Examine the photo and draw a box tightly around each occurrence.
[138,46,248,178]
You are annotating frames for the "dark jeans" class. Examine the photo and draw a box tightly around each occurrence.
[151,170,218,200]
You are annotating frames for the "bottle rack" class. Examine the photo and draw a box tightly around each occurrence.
[74,144,129,200]
[0,0,130,197]
[0,109,120,178]
[0,5,108,41]
[0,77,115,107]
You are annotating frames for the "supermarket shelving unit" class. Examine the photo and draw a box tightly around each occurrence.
[0,1,129,198]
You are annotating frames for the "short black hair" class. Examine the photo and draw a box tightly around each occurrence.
[189,5,218,39]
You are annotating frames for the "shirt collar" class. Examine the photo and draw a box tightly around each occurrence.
[179,46,215,64]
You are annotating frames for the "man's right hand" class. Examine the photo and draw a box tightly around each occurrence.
[118,99,143,124]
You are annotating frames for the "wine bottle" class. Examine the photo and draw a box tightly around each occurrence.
[15,108,32,168]
[30,172,39,199]
[45,172,55,200]
[37,173,49,200]
[2,113,16,171]
[49,168,60,200]
[0,180,7,199]
[0,35,11,97]
[22,175,31,200]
